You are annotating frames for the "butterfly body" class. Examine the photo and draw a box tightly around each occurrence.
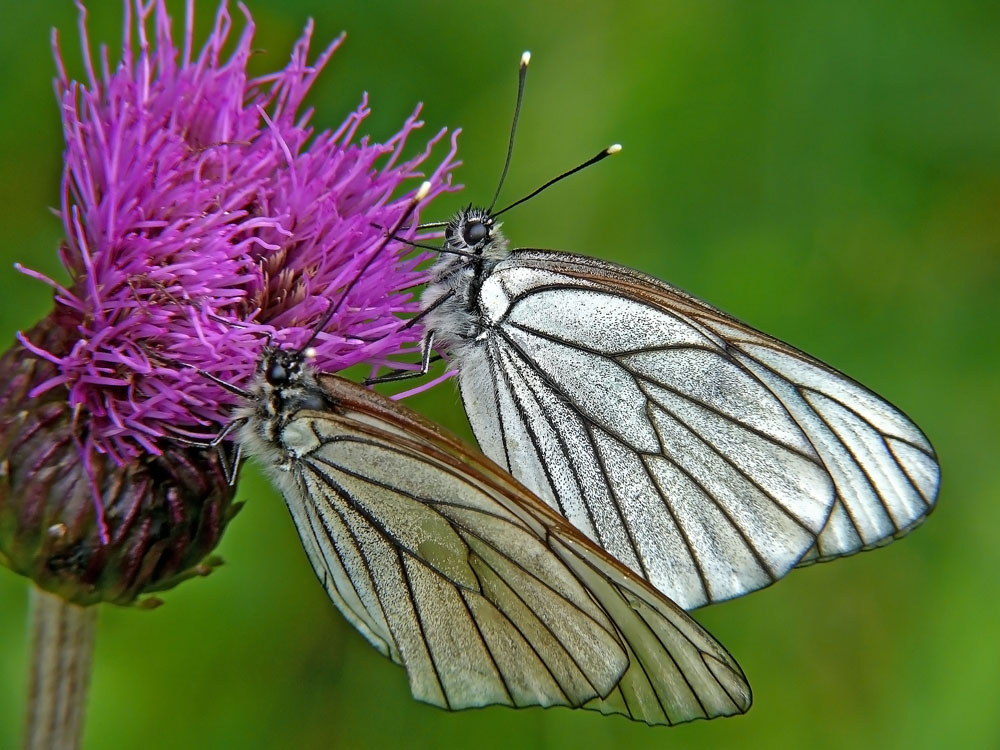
[423,208,510,353]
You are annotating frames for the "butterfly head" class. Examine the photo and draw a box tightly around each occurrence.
[253,345,331,416]
[444,206,508,260]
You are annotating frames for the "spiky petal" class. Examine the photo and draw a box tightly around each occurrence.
[19,0,459,463]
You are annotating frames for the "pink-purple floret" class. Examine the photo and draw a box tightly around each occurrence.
[17,1,460,464]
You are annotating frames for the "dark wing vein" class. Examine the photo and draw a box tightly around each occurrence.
[484,340,515,474]
[729,343,936,538]
[641,426,777,584]
[506,316,823,464]
[794,387,902,532]
[462,537,602,700]
[398,550,451,708]
[299,491,392,653]
[300,472,402,657]
[637,415,711,604]
[496,327,650,452]
[638,379,819,538]
[303,439,623,701]
[581,423,654,581]
[311,442,620,640]
[799,384,934,509]
[491,342,577,521]
[502,345,644,569]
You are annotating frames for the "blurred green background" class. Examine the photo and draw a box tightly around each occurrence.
[1,1,998,748]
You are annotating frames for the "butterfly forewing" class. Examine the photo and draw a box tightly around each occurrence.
[448,249,939,610]
[270,374,750,723]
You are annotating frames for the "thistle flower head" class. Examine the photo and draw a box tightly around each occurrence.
[1,0,459,605]
[19,0,458,463]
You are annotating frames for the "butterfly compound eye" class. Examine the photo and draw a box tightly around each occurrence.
[266,361,288,386]
[463,221,489,245]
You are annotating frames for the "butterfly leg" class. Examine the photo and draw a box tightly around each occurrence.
[219,442,243,486]
[167,417,247,484]
[398,288,455,333]
[342,287,456,344]
[364,331,437,385]
[363,288,458,383]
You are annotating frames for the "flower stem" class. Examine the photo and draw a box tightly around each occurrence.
[23,586,97,750]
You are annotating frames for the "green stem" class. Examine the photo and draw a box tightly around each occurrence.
[23,586,97,750]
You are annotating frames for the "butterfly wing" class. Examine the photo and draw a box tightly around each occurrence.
[275,375,749,725]
[455,249,939,610]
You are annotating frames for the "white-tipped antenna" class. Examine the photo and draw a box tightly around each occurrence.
[493,144,622,218]
[487,51,532,214]
[298,182,432,354]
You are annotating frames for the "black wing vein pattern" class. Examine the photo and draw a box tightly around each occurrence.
[457,255,939,609]
[278,402,749,725]
[306,453,612,702]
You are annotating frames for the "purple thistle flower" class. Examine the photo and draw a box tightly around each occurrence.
[18,0,459,464]
[0,0,459,605]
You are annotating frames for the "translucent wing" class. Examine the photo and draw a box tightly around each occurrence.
[456,249,939,610]
[275,375,750,725]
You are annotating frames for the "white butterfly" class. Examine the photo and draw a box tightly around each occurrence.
[229,343,751,725]
[385,53,940,611]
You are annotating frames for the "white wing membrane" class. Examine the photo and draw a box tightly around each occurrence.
[729,341,937,562]
[455,251,939,609]
[272,379,750,724]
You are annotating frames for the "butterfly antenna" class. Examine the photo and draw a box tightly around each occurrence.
[297,300,339,356]
[127,275,254,331]
[299,181,433,354]
[493,144,621,218]
[367,222,480,259]
[487,51,531,214]
[138,343,253,399]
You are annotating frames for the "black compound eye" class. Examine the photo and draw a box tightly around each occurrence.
[463,221,489,245]
[266,361,288,386]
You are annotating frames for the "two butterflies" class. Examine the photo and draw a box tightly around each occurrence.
[222,54,939,725]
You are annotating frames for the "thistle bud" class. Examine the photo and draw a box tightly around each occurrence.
[0,317,239,606]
